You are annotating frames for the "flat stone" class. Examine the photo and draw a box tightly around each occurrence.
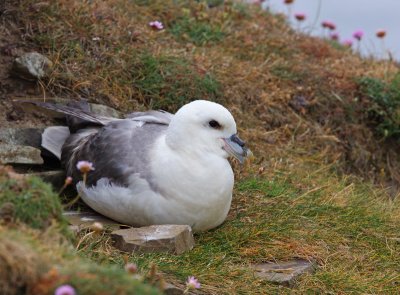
[0,144,43,165]
[111,225,195,254]
[163,284,183,295]
[63,211,122,233]
[0,128,44,148]
[251,259,316,287]
[163,283,196,295]
[12,52,53,80]
[26,170,65,189]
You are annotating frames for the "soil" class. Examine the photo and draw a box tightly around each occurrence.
[0,1,53,129]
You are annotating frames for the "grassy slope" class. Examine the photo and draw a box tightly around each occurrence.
[0,167,160,295]
[2,0,400,294]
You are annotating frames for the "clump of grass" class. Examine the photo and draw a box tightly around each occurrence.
[0,166,160,295]
[0,167,66,230]
[0,235,42,295]
[357,75,400,139]
[358,77,400,138]
[48,263,160,295]
[170,16,225,46]
[0,228,160,295]
[129,53,221,110]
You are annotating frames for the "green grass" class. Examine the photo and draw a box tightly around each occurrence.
[170,16,225,46]
[129,53,221,110]
[0,229,161,295]
[0,170,160,295]
[357,75,400,139]
[76,170,400,294]
[0,175,66,230]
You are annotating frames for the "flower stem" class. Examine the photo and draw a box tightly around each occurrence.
[63,194,81,209]
[63,172,87,209]
[58,183,68,195]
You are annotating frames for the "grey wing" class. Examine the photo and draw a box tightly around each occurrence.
[125,110,173,125]
[62,119,168,187]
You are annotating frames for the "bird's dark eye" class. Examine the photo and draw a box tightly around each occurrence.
[208,120,221,129]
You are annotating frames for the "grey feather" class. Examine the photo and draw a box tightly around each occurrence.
[42,126,70,160]
[62,121,168,191]
[126,110,173,125]
[32,101,173,190]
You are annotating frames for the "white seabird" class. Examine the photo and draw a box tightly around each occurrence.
[39,100,249,231]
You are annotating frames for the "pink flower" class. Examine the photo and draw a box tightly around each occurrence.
[352,30,364,41]
[330,32,339,41]
[186,276,201,289]
[76,161,95,173]
[125,263,138,274]
[342,39,353,47]
[376,29,386,38]
[148,21,163,30]
[54,285,76,295]
[64,176,73,186]
[294,13,306,21]
[321,20,336,31]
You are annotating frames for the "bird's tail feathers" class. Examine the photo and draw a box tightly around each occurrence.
[42,126,70,160]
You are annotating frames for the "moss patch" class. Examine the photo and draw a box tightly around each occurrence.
[0,167,66,230]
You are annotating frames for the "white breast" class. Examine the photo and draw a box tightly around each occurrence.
[77,135,234,231]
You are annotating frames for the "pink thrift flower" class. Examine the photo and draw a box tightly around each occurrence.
[376,29,386,38]
[186,276,201,289]
[54,285,76,295]
[149,20,163,30]
[343,39,353,47]
[330,32,339,41]
[321,20,336,31]
[76,161,95,173]
[294,13,306,21]
[64,176,73,186]
[125,263,138,274]
[353,30,364,41]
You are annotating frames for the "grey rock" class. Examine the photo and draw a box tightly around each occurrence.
[26,170,66,189]
[163,283,196,295]
[0,128,44,148]
[163,284,184,295]
[63,210,122,233]
[16,98,121,119]
[12,52,53,80]
[111,225,195,254]
[251,259,316,287]
[0,144,43,165]
[89,103,122,118]
[16,99,65,119]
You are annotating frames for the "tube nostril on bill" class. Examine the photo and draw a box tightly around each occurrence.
[230,134,245,147]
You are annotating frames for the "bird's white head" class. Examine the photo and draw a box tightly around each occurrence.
[166,100,248,163]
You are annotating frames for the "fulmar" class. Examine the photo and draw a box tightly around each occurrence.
[38,100,249,231]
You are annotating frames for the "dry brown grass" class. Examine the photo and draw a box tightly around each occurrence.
[0,232,43,295]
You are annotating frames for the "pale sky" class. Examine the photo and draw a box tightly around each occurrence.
[266,0,400,60]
